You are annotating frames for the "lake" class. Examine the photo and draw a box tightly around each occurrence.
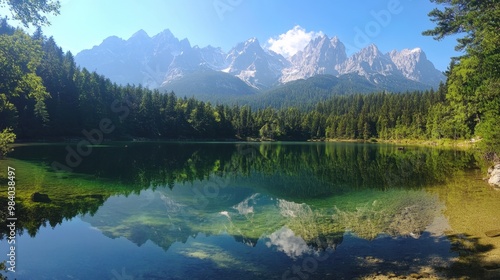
[1,142,499,279]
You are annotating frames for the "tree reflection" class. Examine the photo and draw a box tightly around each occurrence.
[0,143,478,243]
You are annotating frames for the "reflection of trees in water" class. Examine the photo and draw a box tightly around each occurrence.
[231,144,477,200]
[0,194,107,239]
[0,143,477,243]
[8,143,237,189]
[8,142,477,195]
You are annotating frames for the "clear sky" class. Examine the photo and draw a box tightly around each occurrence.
[2,0,461,71]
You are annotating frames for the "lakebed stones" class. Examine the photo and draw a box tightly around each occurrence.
[488,164,500,189]
[31,192,52,203]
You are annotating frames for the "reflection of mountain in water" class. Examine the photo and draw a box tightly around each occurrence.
[79,187,345,253]
[2,142,475,243]
[332,191,444,240]
[80,180,443,257]
[275,199,343,251]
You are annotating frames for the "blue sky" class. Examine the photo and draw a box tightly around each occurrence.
[2,0,461,71]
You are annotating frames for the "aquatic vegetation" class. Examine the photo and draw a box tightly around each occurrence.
[332,191,442,240]
[1,142,496,279]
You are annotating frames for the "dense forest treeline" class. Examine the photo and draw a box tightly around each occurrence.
[0,20,454,143]
[1,0,500,158]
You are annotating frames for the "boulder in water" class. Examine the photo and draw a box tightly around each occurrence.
[31,192,52,203]
[488,164,500,189]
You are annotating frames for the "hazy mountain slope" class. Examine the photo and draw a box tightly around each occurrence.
[160,70,257,101]
[247,73,433,109]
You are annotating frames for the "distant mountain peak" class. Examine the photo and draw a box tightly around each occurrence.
[179,38,191,49]
[100,35,124,48]
[363,44,380,54]
[155,29,174,38]
[280,33,347,83]
[330,36,340,45]
[131,29,149,39]
[222,36,292,89]
[246,37,259,44]
[75,28,445,93]
[203,45,219,50]
[315,34,328,40]
[151,29,178,47]
[390,47,423,57]
[240,37,262,51]
[389,47,444,85]
[411,47,422,53]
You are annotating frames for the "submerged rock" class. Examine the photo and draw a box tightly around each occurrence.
[488,164,500,189]
[31,192,52,203]
[488,164,500,175]
[489,174,500,189]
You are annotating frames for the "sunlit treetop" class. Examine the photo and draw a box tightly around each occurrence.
[422,0,500,52]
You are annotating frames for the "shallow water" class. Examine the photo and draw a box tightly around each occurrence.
[0,142,498,279]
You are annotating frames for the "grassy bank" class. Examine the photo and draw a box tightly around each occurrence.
[377,138,477,150]
[324,138,477,150]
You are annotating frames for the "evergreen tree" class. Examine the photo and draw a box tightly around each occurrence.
[424,0,500,152]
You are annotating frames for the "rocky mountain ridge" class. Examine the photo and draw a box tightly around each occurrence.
[75,29,445,92]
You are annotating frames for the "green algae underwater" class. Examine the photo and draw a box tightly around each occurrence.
[1,142,499,279]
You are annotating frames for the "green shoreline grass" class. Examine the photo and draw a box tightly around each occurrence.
[322,137,477,150]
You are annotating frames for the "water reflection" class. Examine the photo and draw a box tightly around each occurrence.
[267,227,313,258]
[2,143,475,240]
[0,142,483,278]
[333,191,443,239]
[79,181,444,260]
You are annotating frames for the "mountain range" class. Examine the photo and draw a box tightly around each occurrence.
[75,29,445,98]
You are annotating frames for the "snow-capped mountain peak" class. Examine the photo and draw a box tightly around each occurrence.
[388,48,444,85]
[222,37,290,89]
[246,37,259,44]
[330,36,340,45]
[75,28,445,91]
[337,44,400,80]
[281,34,347,83]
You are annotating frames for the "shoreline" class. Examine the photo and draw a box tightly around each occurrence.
[10,137,477,146]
